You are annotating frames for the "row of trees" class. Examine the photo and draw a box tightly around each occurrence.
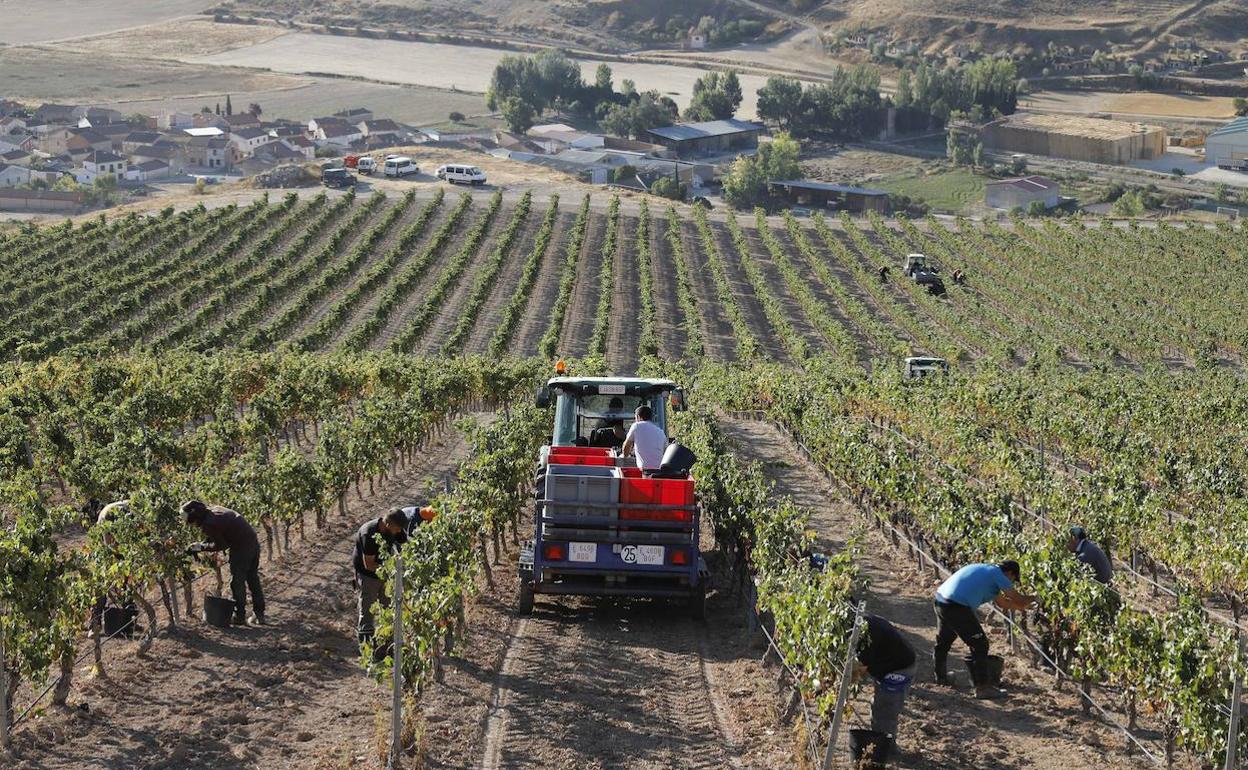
[485,49,748,136]
[894,58,1020,125]
[756,65,883,139]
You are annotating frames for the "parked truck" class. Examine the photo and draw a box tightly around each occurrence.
[521,375,706,617]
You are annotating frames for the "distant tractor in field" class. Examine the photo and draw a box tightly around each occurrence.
[903,253,946,296]
[904,356,949,380]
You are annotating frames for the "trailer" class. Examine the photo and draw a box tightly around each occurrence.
[520,375,706,617]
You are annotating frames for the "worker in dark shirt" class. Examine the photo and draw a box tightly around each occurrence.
[1067,526,1112,584]
[854,614,918,742]
[183,500,265,626]
[353,506,434,645]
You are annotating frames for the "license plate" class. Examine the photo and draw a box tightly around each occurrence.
[569,542,597,563]
[620,544,664,566]
[598,384,626,395]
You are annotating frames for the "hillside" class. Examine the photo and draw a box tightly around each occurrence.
[825,0,1248,54]
[210,0,789,52]
[214,0,1248,62]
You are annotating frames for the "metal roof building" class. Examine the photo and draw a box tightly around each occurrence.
[767,179,890,213]
[1206,116,1248,169]
[646,119,765,157]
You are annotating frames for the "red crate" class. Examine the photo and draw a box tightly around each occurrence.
[549,446,614,467]
[619,477,694,522]
[617,467,644,479]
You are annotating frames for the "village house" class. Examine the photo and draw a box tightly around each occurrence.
[34,103,77,126]
[357,118,403,143]
[280,135,316,160]
[125,159,171,183]
[186,135,233,170]
[121,131,162,153]
[228,126,274,158]
[77,150,127,183]
[0,162,32,188]
[161,111,196,130]
[334,107,374,124]
[309,116,363,147]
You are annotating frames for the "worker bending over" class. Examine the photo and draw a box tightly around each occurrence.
[353,506,435,647]
[855,613,917,744]
[1067,526,1112,584]
[933,560,1033,699]
[183,500,266,626]
[621,405,667,471]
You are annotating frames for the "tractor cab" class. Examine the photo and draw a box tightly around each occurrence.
[904,356,949,380]
[903,253,945,296]
[535,377,686,450]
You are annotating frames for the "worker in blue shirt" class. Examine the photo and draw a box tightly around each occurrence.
[933,560,1034,699]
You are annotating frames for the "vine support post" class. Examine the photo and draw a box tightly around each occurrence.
[389,551,404,770]
[1226,640,1243,770]
[821,600,866,770]
[1,604,8,752]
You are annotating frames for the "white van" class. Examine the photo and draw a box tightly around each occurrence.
[383,155,418,178]
[436,164,487,186]
[356,156,376,175]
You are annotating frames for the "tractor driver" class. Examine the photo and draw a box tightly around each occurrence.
[589,397,628,449]
[621,405,667,471]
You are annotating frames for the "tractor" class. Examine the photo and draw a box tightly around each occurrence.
[903,253,946,296]
[521,372,707,617]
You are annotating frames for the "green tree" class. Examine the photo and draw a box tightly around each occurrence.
[722,153,767,208]
[1234,97,1248,116]
[721,131,801,208]
[500,96,538,134]
[595,63,613,93]
[684,70,743,121]
[650,175,685,200]
[757,131,801,180]
[225,94,233,116]
[1110,190,1144,216]
[1027,199,1048,217]
[600,91,678,138]
[756,76,804,130]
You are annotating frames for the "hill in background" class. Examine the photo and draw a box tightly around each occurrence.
[215,0,1248,60]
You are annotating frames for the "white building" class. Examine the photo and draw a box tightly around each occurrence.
[77,150,127,183]
[228,126,274,158]
[0,163,31,188]
[984,175,1060,210]
[1205,116,1248,169]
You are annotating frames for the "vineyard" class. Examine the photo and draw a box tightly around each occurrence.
[1,192,1247,769]
[3,190,1246,369]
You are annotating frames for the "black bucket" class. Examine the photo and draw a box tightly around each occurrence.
[962,654,1005,686]
[102,605,137,638]
[849,729,892,770]
[203,595,236,627]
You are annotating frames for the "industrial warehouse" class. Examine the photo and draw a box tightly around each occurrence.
[982,113,1167,165]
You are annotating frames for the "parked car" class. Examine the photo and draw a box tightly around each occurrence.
[383,155,418,178]
[436,164,487,185]
[322,167,357,189]
[356,156,376,175]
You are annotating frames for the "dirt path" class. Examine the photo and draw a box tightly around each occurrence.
[283,198,419,341]
[650,215,688,363]
[709,221,790,363]
[716,417,1146,770]
[605,214,640,375]
[321,200,453,350]
[416,206,517,354]
[678,217,737,362]
[556,209,605,359]
[460,209,546,355]
[511,212,574,357]
[9,422,480,770]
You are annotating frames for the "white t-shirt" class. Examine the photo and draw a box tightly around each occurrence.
[625,419,668,470]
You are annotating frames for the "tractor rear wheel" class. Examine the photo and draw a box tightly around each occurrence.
[689,589,706,620]
[518,581,535,615]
